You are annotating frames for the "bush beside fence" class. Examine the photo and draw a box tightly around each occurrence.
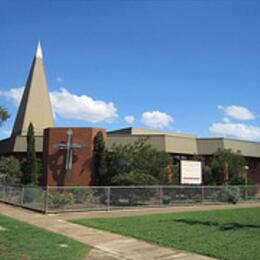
[0,185,260,213]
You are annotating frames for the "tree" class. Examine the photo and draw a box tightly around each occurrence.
[93,131,106,185]
[111,171,159,186]
[171,163,180,185]
[208,148,246,185]
[0,106,10,126]
[203,165,214,185]
[0,156,22,184]
[101,138,173,185]
[22,123,39,185]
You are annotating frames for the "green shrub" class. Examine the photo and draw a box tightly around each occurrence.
[110,187,157,206]
[216,185,241,204]
[0,156,22,185]
[68,188,94,204]
[110,190,140,206]
[23,186,43,204]
[129,193,141,205]
[48,192,74,208]
[245,185,258,200]
[247,178,257,185]
[162,195,171,204]
[111,171,159,186]
[228,176,245,185]
[102,138,172,185]
[191,194,202,203]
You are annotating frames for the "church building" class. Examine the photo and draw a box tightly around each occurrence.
[1,43,260,184]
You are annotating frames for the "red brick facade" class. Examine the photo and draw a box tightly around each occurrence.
[42,127,106,186]
[246,157,260,184]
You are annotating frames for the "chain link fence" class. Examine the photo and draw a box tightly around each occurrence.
[0,185,260,213]
[0,185,46,212]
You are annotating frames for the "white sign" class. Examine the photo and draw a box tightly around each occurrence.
[180,160,202,185]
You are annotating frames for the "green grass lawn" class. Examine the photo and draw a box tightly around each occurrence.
[73,207,260,260]
[0,215,91,260]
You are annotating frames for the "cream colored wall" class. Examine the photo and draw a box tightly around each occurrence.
[10,134,260,158]
[107,134,197,155]
[2,126,260,159]
[12,57,54,137]
[14,136,43,153]
[197,138,224,155]
[106,135,166,151]
[131,128,196,138]
[165,135,198,154]
[197,138,260,157]
[108,128,198,154]
[223,139,260,158]
[21,58,54,135]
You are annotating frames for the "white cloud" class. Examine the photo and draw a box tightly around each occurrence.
[218,105,255,120]
[141,110,174,129]
[0,87,24,106]
[223,117,230,123]
[210,122,260,141]
[0,87,118,123]
[50,88,117,123]
[124,115,135,124]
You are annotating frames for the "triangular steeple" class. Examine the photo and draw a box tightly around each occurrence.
[12,42,54,136]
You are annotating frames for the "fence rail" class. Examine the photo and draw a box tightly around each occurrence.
[0,185,260,213]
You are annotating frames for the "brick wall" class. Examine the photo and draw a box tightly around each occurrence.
[42,127,106,186]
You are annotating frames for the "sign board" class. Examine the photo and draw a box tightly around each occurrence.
[180,160,202,185]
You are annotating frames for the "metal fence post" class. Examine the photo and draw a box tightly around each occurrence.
[159,186,163,207]
[20,186,24,205]
[5,185,8,202]
[201,186,204,203]
[245,186,248,201]
[107,187,110,211]
[3,185,6,201]
[44,186,49,214]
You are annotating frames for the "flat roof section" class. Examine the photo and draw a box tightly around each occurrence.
[108,128,198,155]
[108,128,260,158]
[108,127,196,138]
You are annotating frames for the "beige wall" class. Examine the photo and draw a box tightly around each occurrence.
[106,135,166,151]
[107,133,197,155]
[197,139,224,155]
[13,136,43,153]
[108,129,260,158]
[108,128,198,155]
[165,135,197,154]
[197,138,260,158]
[1,127,260,159]
[0,135,43,154]
[223,139,260,158]
[12,57,54,137]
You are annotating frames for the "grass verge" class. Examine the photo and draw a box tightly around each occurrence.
[0,214,91,260]
[72,207,260,260]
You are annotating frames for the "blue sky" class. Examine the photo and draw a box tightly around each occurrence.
[0,1,260,140]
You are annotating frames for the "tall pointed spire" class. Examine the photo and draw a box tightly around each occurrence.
[12,42,54,136]
[35,41,43,59]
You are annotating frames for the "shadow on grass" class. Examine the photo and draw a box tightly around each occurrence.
[174,219,260,231]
